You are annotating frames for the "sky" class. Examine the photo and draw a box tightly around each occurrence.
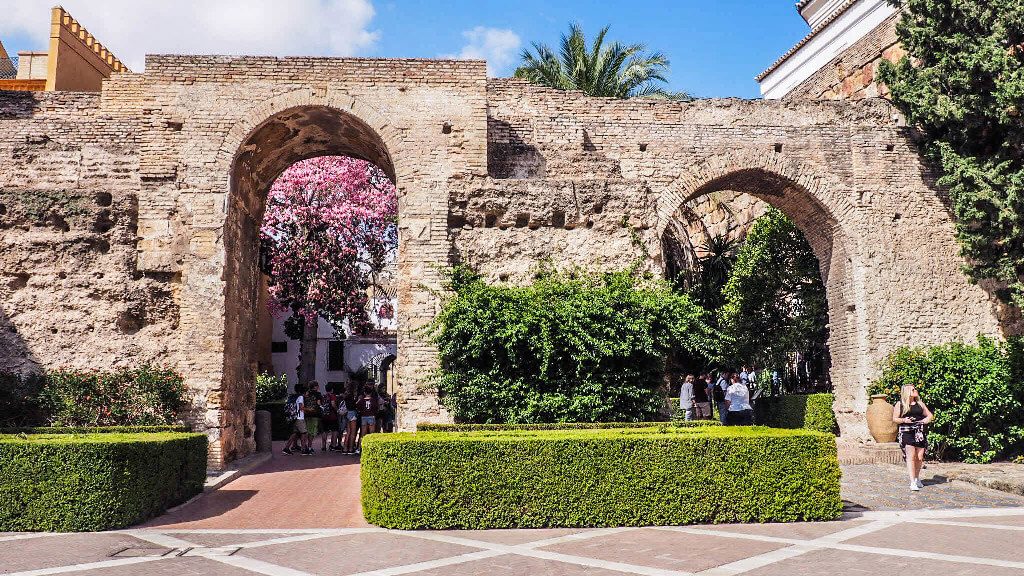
[0,0,811,98]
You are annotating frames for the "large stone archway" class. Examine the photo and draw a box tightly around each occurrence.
[0,57,1008,467]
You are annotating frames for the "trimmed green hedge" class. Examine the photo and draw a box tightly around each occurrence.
[362,426,841,529]
[755,394,837,434]
[0,432,207,531]
[0,425,190,435]
[416,420,720,432]
[256,401,292,441]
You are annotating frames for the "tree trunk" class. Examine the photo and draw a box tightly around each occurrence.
[297,315,318,384]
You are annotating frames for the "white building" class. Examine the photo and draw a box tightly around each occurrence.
[258,271,397,393]
[757,0,902,100]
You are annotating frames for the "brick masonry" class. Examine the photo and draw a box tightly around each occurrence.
[0,57,1012,468]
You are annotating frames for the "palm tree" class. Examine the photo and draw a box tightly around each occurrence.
[514,22,691,100]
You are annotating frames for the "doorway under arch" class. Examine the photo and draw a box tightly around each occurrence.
[659,166,865,437]
[222,103,399,463]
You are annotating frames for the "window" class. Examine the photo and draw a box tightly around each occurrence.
[271,341,287,354]
[327,340,345,372]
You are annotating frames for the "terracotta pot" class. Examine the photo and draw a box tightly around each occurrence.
[866,394,898,443]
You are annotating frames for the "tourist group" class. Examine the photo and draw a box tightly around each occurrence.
[282,381,396,456]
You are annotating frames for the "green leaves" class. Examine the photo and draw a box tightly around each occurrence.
[880,0,1024,305]
[361,427,842,529]
[428,267,716,423]
[514,22,691,100]
[868,336,1024,462]
[0,432,206,531]
[717,208,829,371]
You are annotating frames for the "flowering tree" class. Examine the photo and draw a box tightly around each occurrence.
[260,156,398,383]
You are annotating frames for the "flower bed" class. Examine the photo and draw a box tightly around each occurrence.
[361,425,841,529]
[0,431,207,531]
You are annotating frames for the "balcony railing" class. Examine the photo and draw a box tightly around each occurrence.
[0,56,17,79]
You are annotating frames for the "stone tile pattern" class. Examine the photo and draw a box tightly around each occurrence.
[4,508,1024,576]
[0,56,1005,468]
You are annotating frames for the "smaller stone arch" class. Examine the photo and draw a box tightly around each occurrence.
[655,151,871,440]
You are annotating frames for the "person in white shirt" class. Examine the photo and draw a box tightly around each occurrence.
[725,373,753,426]
[678,374,696,421]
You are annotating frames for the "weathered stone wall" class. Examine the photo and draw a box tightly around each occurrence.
[0,91,177,376]
[0,58,1008,467]
[786,12,905,101]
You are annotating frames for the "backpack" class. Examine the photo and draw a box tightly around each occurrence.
[712,381,727,403]
[284,393,301,422]
[319,393,335,419]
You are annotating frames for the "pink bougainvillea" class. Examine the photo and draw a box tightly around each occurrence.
[260,156,397,339]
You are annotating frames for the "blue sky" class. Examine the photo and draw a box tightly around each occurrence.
[0,0,810,98]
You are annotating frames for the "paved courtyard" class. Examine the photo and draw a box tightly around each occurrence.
[4,455,1024,576]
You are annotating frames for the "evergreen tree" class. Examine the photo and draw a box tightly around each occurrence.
[879,0,1024,305]
[718,209,829,372]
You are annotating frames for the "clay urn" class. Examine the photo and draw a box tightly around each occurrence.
[867,394,898,443]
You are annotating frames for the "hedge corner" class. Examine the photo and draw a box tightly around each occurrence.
[0,431,207,532]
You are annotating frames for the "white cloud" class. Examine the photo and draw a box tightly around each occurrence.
[446,26,521,77]
[0,0,380,71]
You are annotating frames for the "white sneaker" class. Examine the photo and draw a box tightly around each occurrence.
[910,480,921,492]
[916,478,924,489]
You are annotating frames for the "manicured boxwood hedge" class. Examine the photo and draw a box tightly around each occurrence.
[256,401,292,440]
[0,431,207,531]
[362,426,841,529]
[755,394,837,434]
[416,420,720,432]
[0,425,190,434]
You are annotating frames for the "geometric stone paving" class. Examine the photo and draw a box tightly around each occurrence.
[6,460,1024,576]
[4,508,1024,575]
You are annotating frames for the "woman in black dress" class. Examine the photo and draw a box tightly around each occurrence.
[892,383,933,491]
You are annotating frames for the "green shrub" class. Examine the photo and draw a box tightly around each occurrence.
[416,420,720,432]
[39,365,189,427]
[362,426,841,529]
[0,425,189,434]
[0,431,207,531]
[868,336,1024,463]
[255,372,289,404]
[428,266,716,424]
[0,371,45,427]
[755,394,836,434]
[256,401,292,440]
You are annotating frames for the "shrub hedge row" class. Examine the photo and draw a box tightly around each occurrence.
[0,432,207,531]
[361,426,841,529]
[0,425,190,435]
[416,420,720,432]
[755,394,837,434]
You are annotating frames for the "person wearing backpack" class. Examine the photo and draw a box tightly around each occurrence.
[322,383,340,452]
[282,383,307,455]
[303,381,324,455]
[355,384,379,454]
[713,371,730,424]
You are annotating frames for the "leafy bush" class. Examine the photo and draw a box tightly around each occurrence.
[0,371,45,427]
[361,426,841,529]
[256,401,292,440]
[868,337,1024,463]
[428,267,716,424]
[255,372,289,403]
[39,365,189,427]
[0,431,207,531]
[755,394,836,434]
[416,420,720,432]
[0,425,189,434]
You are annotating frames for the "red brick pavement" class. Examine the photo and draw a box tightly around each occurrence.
[143,441,367,529]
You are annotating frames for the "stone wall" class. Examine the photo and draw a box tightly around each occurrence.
[786,12,905,101]
[0,57,1008,467]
